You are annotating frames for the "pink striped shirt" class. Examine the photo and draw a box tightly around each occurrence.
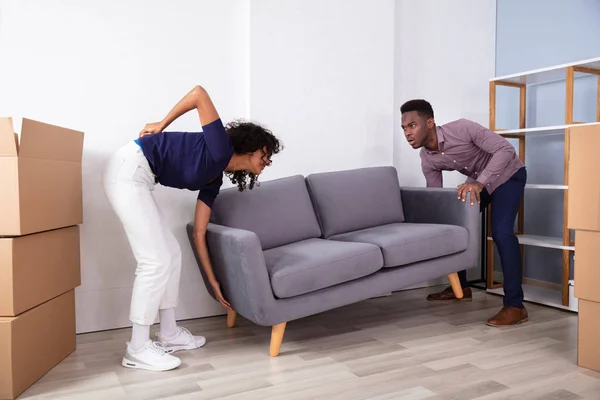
[420,118,524,193]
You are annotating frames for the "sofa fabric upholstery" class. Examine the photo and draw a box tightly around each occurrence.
[209,175,322,250]
[186,167,481,335]
[329,222,469,268]
[263,238,383,298]
[306,166,405,238]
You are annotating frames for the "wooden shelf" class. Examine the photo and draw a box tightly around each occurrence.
[487,58,600,308]
[496,122,600,137]
[490,56,600,85]
[525,184,568,190]
[487,282,578,312]
[487,234,574,251]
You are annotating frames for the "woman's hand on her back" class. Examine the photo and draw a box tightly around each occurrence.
[139,121,165,137]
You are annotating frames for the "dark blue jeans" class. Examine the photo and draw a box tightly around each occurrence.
[458,167,527,307]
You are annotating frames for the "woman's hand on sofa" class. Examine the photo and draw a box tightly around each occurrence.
[211,280,232,310]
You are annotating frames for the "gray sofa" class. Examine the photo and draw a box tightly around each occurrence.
[186,166,479,356]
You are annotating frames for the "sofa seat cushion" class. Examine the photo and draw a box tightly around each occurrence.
[329,223,468,268]
[263,238,383,299]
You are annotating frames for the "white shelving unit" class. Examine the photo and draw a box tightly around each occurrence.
[525,184,568,190]
[487,284,575,312]
[491,56,600,85]
[486,234,574,251]
[486,56,600,312]
[498,122,600,137]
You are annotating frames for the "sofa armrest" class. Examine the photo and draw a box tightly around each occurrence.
[400,187,481,268]
[186,222,275,325]
[400,187,479,227]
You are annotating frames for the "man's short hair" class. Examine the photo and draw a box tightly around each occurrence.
[400,99,434,119]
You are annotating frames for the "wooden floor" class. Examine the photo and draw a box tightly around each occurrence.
[19,287,600,400]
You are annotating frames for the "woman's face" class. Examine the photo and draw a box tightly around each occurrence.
[248,146,271,175]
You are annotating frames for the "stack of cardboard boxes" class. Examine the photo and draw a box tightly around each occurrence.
[0,117,84,399]
[568,122,600,373]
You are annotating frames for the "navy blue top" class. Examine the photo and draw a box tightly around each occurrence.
[135,118,234,208]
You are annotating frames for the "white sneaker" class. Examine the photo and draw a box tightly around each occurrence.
[122,340,181,371]
[156,327,207,353]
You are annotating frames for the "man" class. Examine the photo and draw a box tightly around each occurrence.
[400,99,528,327]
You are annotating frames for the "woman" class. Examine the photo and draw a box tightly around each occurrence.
[102,85,282,371]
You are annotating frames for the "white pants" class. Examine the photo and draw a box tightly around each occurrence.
[102,141,182,325]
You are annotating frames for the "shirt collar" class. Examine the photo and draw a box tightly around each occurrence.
[425,126,445,154]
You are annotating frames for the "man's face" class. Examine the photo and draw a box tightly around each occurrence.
[401,111,432,149]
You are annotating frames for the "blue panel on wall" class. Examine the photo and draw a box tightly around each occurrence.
[496,0,600,76]
[494,0,600,284]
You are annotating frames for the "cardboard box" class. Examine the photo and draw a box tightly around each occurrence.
[578,299,600,372]
[0,226,80,316]
[573,230,600,303]
[0,290,76,400]
[568,123,600,231]
[0,117,84,236]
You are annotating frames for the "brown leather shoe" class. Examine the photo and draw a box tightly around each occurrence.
[426,286,472,302]
[486,306,528,327]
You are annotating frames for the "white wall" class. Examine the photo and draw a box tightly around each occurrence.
[249,0,395,179]
[0,0,495,333]
[393,0,497,286]
[0,0,395,333]
[394,0,497,188]
[0,0,250,333]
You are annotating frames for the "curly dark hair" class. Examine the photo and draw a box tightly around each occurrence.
[224,119,283,191]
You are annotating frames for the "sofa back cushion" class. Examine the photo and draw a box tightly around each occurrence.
[306,166,405,238]
[210,175,322,250]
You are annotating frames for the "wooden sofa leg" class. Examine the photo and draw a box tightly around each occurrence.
[270,322,287,357]
[227,309,237,328]
[448,272,464,299]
